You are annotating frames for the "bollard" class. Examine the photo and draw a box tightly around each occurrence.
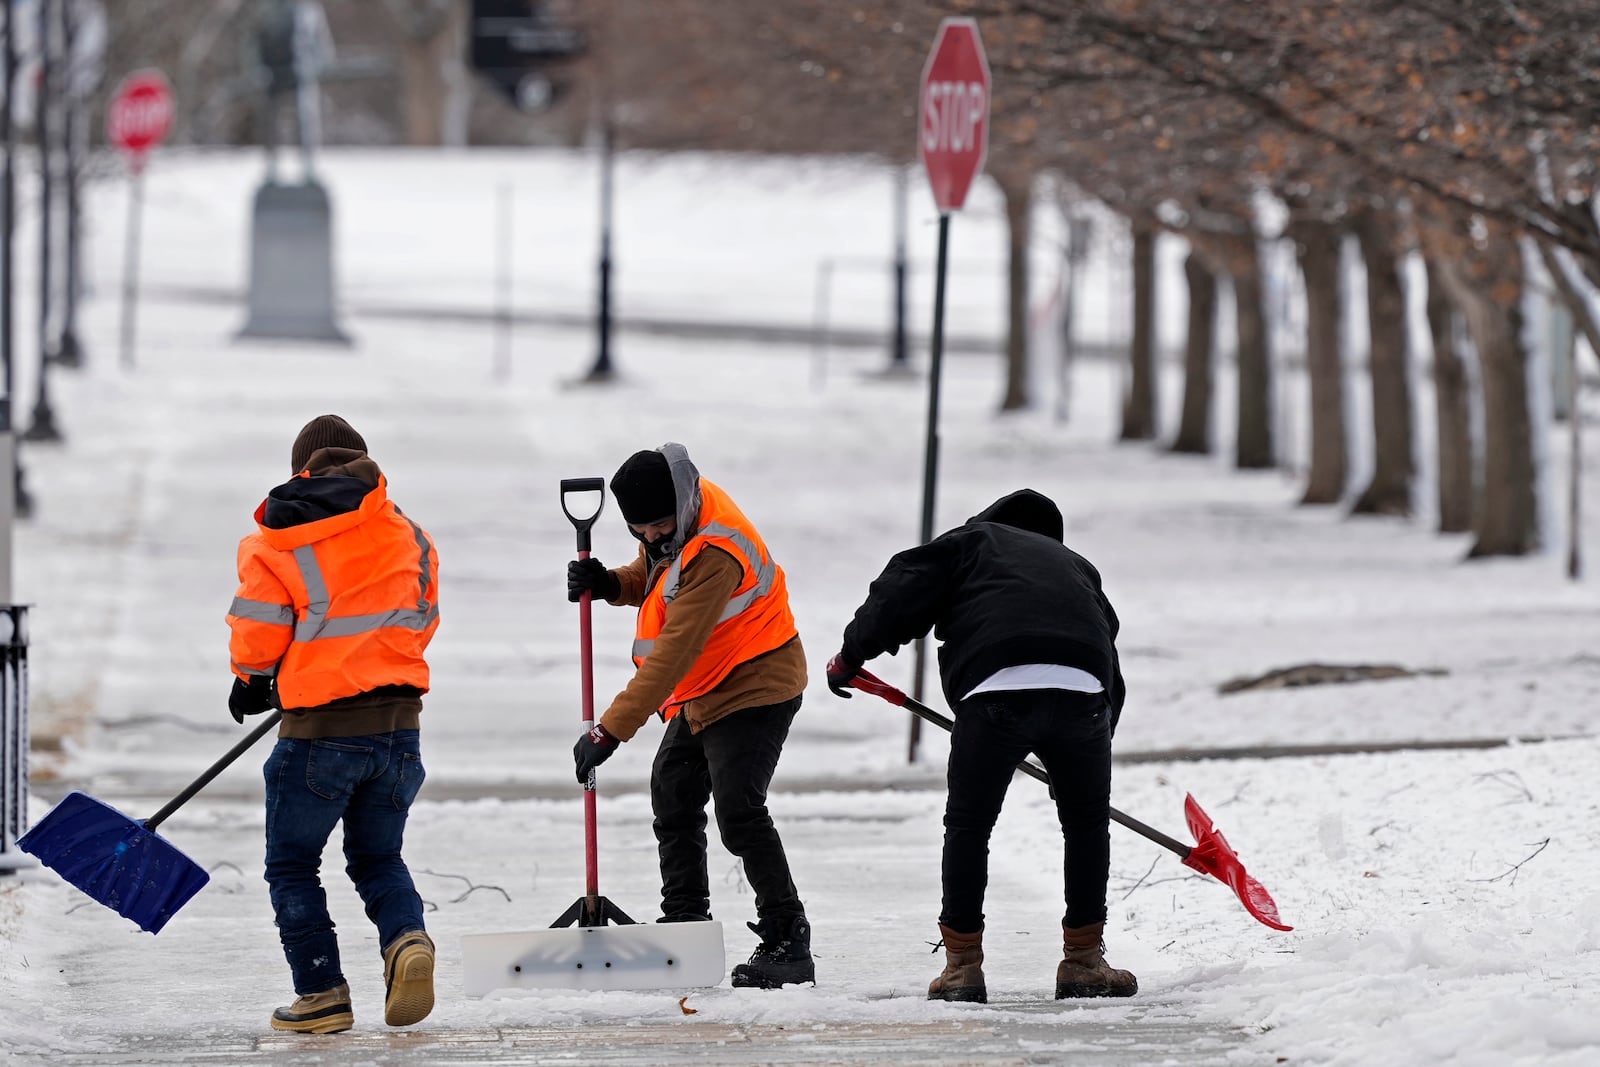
[0,605,31,873]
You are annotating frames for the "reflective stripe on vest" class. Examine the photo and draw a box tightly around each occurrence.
[290,517,437,644]
[235,662,279,678]
[229,597,294,626]
[631,521,777,661]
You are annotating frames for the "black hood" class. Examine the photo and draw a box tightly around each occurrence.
[262,476,372,529]
[259,454,381,530]
[969,489,1064,542]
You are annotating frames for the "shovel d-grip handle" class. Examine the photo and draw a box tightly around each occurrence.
[560,477,607,553]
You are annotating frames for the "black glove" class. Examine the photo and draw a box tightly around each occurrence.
[825,652,862,699]
[567,557,620,603]
[229,675,274,724]
[573,722,620,783]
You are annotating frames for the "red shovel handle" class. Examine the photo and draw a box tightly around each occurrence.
[847,668,1292,931]
[561,478,607,903]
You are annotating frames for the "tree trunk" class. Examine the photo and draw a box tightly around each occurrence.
[1438,236,1541,557]
[1292,218,1348,504]
[396,3,468,147]
[998,171,1031,411]
[1424,257,1474,534]
[1350,207,1416,516]
[1120,216,1158,440]
[1229,234,1275,469]
[1170,249,1216,454]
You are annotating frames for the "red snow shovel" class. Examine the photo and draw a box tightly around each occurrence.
[460,478,724,995]
[18,709,284,933]
[848,669,1292,932]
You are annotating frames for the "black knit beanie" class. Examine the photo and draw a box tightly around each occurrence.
[610,449,676,524]
[291,414,367,474]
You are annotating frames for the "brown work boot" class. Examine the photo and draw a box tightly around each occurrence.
[1056,920,1137,999]
[382,930,436,1026]
[270,983,353,1034]
[927,923,986,1003]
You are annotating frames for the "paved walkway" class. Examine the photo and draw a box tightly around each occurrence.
[5,305,1250,1066]
[18,1006,1243,1065]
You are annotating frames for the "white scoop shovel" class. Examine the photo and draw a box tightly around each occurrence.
[461,478,724,995]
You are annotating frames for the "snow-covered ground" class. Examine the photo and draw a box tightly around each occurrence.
[1,149,1598,1065]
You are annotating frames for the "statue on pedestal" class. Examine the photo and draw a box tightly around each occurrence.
[237,0,348,343]
[252,0,332,184]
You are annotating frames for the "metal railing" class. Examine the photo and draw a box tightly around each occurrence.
[0,604,30,872]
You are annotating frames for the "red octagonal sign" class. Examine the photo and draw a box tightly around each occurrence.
[918,18,991,214]
[107,69,175,165]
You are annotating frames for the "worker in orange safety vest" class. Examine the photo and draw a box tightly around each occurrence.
[567,442,814,989]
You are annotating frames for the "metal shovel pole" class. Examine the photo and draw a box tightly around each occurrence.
[847,668,1292,931]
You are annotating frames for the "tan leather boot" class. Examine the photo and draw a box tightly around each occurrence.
[1056,920,1137,998]
[382,930,436,1026]
[270,983,353,1033]
[927,923,986,1003]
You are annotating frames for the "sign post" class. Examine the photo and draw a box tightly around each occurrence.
[908,18,990,761]
[106,69,173,370]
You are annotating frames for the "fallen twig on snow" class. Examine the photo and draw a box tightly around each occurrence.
[417,868,512,904]
[1470,838,1551,886]
[1473,769,1534,803]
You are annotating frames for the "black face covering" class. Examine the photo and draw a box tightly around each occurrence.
[631,525,675,565]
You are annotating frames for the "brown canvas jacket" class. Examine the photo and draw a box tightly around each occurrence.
[599,544,806,741]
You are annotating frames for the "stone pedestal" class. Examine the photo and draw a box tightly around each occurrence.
[237,179,351,344]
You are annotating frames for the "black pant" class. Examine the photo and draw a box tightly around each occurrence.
[941,688,1113,934]
[651,695,804,930]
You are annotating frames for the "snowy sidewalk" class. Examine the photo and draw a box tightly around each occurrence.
[4,149,1600,1065]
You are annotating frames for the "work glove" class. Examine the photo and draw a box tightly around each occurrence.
[573,722,620,783]
[825,652,862,699]
[229,675,274,724]
[567,557,620,603]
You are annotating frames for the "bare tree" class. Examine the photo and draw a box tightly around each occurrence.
[1349,201,1415,517]
[375,0,469,146]
[1170,248,1217,454]
[1423,256,1475,534]
[1120,214,1159,440]
[1290,211,1349,505]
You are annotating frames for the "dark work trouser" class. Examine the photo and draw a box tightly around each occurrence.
[651,695,805,931]
[940,688,1113,934]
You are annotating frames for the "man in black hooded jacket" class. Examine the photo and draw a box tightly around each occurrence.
[825,489,1136,1004]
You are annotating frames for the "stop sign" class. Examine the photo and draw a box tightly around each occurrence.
[918,18,991,213]
[107,70,175,165]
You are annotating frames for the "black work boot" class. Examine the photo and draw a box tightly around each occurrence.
[730,915,815,988]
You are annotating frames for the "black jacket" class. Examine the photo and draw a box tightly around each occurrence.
[840,489,1124,728]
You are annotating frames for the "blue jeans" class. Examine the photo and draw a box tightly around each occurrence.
[263,730,426,994]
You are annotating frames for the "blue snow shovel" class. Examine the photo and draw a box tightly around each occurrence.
[18,709,283,933]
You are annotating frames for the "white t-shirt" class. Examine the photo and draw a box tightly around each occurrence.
[963,663,1105,700]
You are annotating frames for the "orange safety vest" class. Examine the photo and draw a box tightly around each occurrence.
[631,478,797,718]
[227,474,440,710]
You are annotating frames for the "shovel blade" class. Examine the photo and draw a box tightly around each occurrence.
[17,791,210,934]
[1178,793,1292,931]
[462,920,725,995]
